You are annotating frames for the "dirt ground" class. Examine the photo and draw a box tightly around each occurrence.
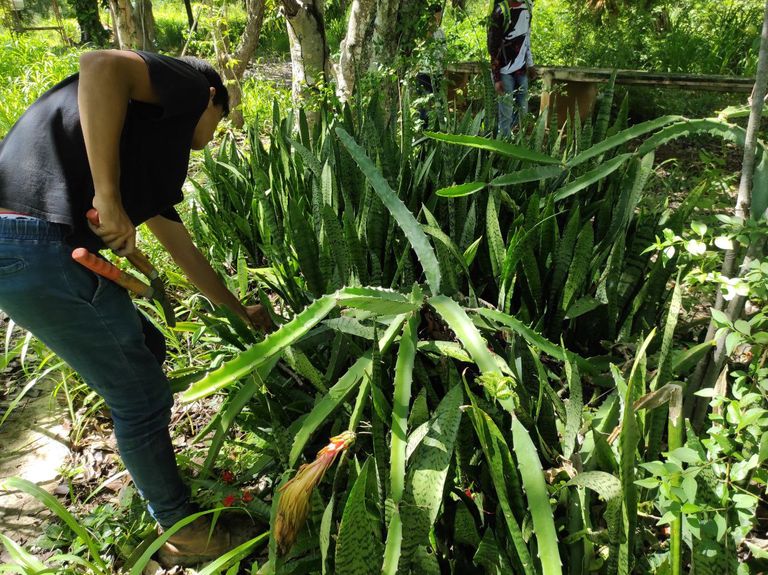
[0,340,70,564]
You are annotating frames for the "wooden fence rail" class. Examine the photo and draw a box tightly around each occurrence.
[445,62,755,125]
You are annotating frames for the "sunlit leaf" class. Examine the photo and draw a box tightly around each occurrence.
[425,131,561,164]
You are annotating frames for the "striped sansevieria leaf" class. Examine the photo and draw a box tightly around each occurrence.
[465,398,533,574]
[335,458,382,575]
[336,127,442,295]
[289,312,408,467]
[399,384,464,571]
[567,472,623,575]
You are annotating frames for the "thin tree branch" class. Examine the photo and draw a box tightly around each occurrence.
[686,0,768,424]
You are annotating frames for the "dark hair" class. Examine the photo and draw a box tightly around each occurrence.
[430,3,442,13]
[179,56,230,116]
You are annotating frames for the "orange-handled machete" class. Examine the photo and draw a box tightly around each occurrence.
[71,209,177,326]
[71,248,156,298]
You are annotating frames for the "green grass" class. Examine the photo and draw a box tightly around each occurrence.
[0,30,81,138]
[241,76,292,131]
[153,0,247,57]
[532,0,761,76]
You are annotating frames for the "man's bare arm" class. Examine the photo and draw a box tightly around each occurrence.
[146,215,273,330]
[78,50,159,255]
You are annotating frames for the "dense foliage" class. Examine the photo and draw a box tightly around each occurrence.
[168,82,768,573]
[2,2,768,574]
[536,0,762,75]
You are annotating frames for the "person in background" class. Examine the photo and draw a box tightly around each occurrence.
[416,3,447,129]
[0,50,271,567]
[488,0,537,137]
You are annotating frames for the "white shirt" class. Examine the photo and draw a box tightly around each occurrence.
[500,4,534,75]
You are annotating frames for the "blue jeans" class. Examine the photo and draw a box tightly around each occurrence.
[497,72,529,138]
[0,217,195,528]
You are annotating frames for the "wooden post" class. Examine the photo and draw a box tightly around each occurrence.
[540,69,554,129]
[183,0,193,28]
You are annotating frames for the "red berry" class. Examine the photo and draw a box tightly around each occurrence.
[221,470,235,484]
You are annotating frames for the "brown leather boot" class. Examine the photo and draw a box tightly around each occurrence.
[157,516,232,567]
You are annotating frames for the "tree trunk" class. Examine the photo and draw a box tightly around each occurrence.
[335,0,377,100]
[368,0,426,121]
[183,0,193,29]
[69,0,109,45]
[371,0,401,65]
[281,0,329,124]
[212,0,266,128]
[108,0,139,49]
[134,0,156,50]
[394,2,425,57]
[687,0,768,427]
[233,0,266,79]
[369,0,423,68]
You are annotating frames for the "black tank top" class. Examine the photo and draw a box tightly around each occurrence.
[0,51,209,250]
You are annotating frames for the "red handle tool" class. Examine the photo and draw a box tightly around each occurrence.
[73,208,176,327]
[71,248,155,298]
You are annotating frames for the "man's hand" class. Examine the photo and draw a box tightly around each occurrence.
[89,197,136,255]
[527,66,538,81]
[494,80,505,95]
[246,304,275,333]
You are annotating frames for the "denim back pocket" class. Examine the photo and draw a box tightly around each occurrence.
[0,257,26,276]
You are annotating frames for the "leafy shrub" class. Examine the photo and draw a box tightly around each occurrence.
[0,32,81,138]
[175,76,768,572]
[256,0,291,55]
[154,1,248,59]
[153,1,190,53]
[240,76,292,131]
[534,0,761,76]
[442,3,488,64]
